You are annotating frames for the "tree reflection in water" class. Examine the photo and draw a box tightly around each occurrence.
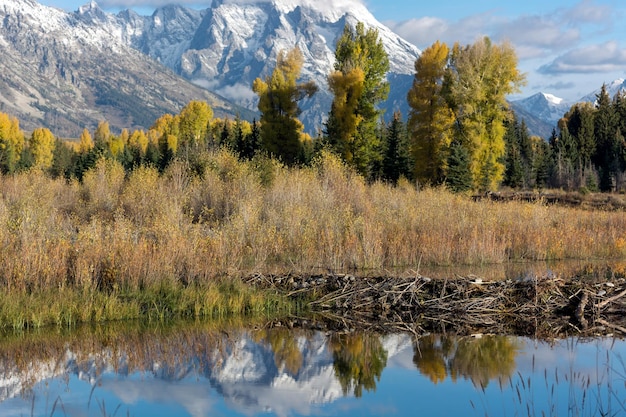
[253,327,305,376]
[329,332,388,397]
[413,334,520,388]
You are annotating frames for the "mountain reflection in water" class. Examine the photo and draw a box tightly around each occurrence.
[0,321,625,416]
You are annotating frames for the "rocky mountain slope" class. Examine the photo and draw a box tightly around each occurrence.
[509,92,571,138]
[104,0,422,131]
[0,0,248,137]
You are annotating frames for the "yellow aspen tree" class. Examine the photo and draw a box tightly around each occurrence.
[326,22,389,176]
[407,41,455,185]
[78,128,94,153]
[327,67,365,164]
[0,112,25,173]
[94,121,112,147]
[109,129,127,158]
[178,101,213,152]
[446,37,525,190]
[30,127,56,169]
[129,129,149,156]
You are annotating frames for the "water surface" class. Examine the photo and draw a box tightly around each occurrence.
[1,321,625,417]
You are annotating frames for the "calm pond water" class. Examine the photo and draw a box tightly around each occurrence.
[0,320,625,417]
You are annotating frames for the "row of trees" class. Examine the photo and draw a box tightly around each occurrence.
[549,85,626,192]
[2,21,625,193]
[254,25,527,191]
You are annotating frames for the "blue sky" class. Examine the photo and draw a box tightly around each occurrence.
[38,0,626,102]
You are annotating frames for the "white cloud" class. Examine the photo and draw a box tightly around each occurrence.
[563,0,614,25]
[215,82,258,103]
[539,41,626,74]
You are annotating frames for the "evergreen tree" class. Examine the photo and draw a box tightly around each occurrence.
[50,138,75,179]
[446,140,472,192]
[503,117,524,188]
[253,47,317,166]
[593,84,620,191]
[534,138,551,189]
[381,112,410,184]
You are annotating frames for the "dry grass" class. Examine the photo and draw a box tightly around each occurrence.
[0,149,625,326]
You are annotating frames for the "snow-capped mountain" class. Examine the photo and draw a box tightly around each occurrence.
[510,92,571,137]
[0,0,247,136]
[511,79,626,139]
[111,0,422,131]
[579,78,626,104]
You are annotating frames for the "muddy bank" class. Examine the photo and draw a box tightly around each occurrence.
[246,272,626,338]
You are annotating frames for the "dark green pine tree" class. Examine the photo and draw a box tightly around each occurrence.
[534,139,552,189]
[446,140,472,192]
[381,112,411,185]
[593,84,619,191]
[49,138,75,179]
[503,117,524,188]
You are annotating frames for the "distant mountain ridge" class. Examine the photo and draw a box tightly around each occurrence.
[510,79,626,139]
[0,0,249,137]
[509,92,571,138]
[109,0,422,131]
[1,0,621,140]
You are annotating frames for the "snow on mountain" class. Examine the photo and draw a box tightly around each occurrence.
[0,331,414,416]
[510,92,571,128]
[580,78,626,105]
[0,0,246,136]
[111,0,421,131]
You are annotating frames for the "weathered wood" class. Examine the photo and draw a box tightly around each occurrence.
[246,273,626,337]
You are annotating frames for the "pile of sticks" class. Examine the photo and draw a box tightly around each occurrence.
[246,272,626,337]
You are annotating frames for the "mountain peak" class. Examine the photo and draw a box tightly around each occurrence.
[541,92,564,106]
[214,0,373,22]
[77,0,108,21]
[78,0,99,13]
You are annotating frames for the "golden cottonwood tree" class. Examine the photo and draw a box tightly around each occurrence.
[178,100,213,152]
[0,112,25,173]
[446,37,525,190]
[129,129,149,157]
[78,128,94,153]
[407,41,455,185]
[252,47,317,165]
[94,121,112,147]
[327,67,365,163]
[29,127,56,169]
[326,22,389,176]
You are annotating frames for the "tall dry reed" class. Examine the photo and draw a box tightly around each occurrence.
[0,148,625,325]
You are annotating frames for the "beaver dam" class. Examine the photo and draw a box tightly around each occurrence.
[247,270,626,338]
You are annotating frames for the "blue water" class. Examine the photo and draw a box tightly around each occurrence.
[0,327,625,417]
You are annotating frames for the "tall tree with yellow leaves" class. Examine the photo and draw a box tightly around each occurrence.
[178,100,213,153]
[29,127,56,169]
[0,112,25,173]
[253,47,317,165]
[326,22,389,177]
[78,128,94,153]
[445,37,525,191]
[407,41,455,185]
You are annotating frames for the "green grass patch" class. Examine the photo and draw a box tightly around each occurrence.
[0,280,295,330]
